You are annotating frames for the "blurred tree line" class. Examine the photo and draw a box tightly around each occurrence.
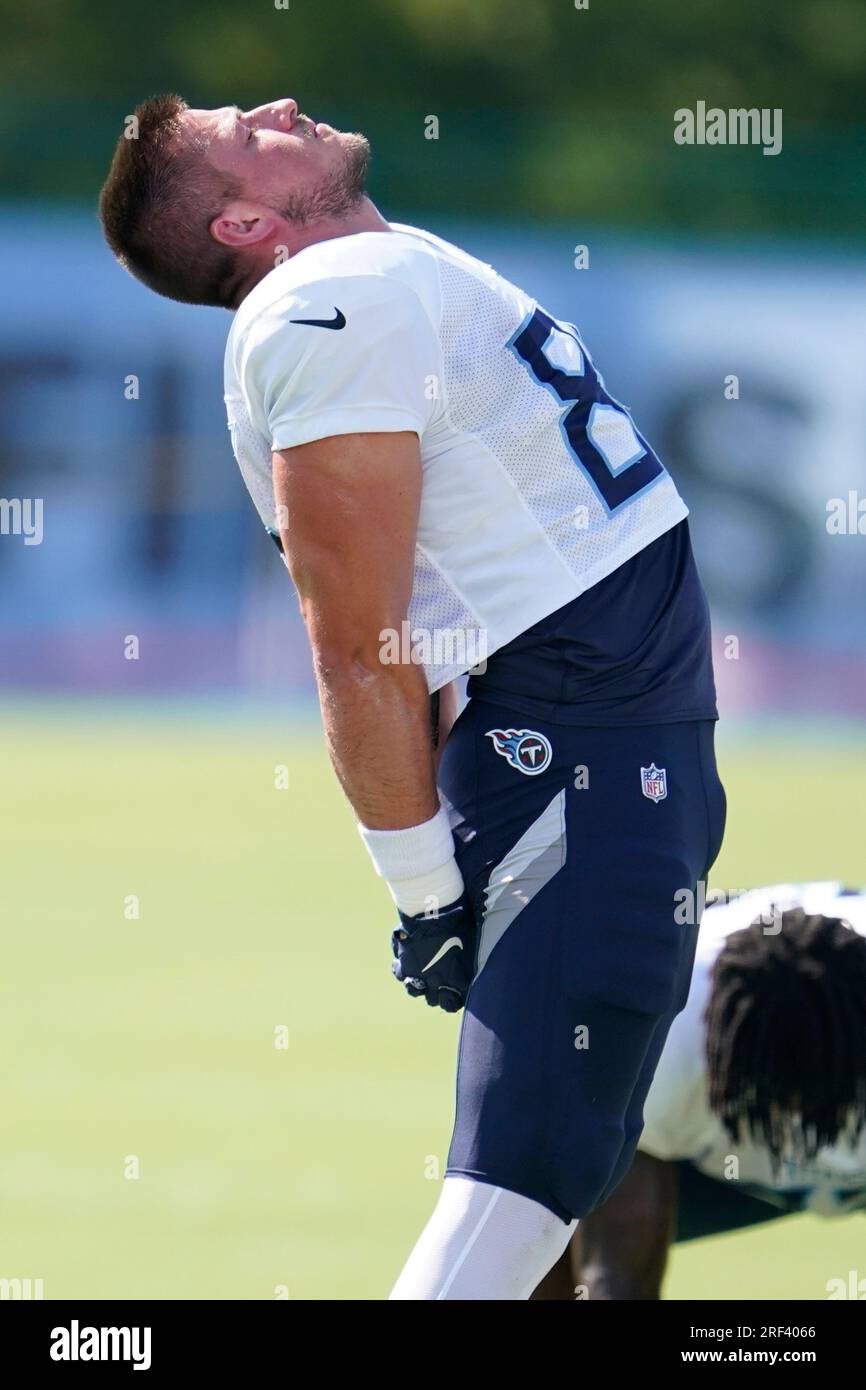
[1,0,863,237]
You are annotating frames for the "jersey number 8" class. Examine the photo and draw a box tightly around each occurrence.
[509,307,666,515]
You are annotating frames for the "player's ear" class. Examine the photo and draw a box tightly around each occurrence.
[210,203,279,249]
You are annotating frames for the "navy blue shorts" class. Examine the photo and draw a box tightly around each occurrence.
[437,701,726,1223]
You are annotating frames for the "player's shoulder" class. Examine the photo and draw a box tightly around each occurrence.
[227,225,443,360]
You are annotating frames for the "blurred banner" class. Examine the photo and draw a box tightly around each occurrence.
[2,208,864,714]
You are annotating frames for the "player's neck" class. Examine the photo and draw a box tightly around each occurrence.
[293,197,392,252]
[232,199,392,307]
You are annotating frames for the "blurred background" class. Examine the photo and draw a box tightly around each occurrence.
[1,0,865,1301]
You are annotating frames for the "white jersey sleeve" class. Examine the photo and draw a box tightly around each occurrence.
[233,273,442,452]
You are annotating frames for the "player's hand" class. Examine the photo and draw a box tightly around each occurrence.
[391,895,476,1013]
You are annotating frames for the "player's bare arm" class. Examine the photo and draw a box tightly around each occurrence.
[273,431,435,830]
[579,1148,677,1301]
[274,432,474,1015]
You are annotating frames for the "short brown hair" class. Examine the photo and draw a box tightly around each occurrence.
[99,93,244,309]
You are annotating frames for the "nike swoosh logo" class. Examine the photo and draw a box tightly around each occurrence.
[421,936,463,973]
[289,307,346,330]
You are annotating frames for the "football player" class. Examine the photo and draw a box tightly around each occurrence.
[99,97,725,1299]
[534,883,866,1299]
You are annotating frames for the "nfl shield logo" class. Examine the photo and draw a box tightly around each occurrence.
[640,763,667,802]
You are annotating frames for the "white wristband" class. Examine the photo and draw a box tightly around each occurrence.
[358,806,464,917]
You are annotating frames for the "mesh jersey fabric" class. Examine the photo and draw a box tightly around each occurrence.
[224,222,689,692]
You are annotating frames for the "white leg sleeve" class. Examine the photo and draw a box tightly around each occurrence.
[389,1176,577,1301]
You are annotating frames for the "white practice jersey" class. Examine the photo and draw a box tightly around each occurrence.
[640,883,866,1216]
[224,223,688,690]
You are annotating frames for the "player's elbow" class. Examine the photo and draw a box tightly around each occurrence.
[312,644,382,691]
[309,631,415,698]
[300,600,396,682]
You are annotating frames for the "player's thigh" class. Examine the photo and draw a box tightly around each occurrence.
[439,708,721,1220]
[550,722,723,1212]
[443,896,683,1220]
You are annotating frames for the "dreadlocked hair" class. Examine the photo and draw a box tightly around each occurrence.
[705,905,866,1170]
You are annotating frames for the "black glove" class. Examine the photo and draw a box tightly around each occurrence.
[391,894,476,1013]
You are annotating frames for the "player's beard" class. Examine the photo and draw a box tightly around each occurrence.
[278,133,371,226]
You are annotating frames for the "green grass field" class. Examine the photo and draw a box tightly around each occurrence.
[3,701,865,1300]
